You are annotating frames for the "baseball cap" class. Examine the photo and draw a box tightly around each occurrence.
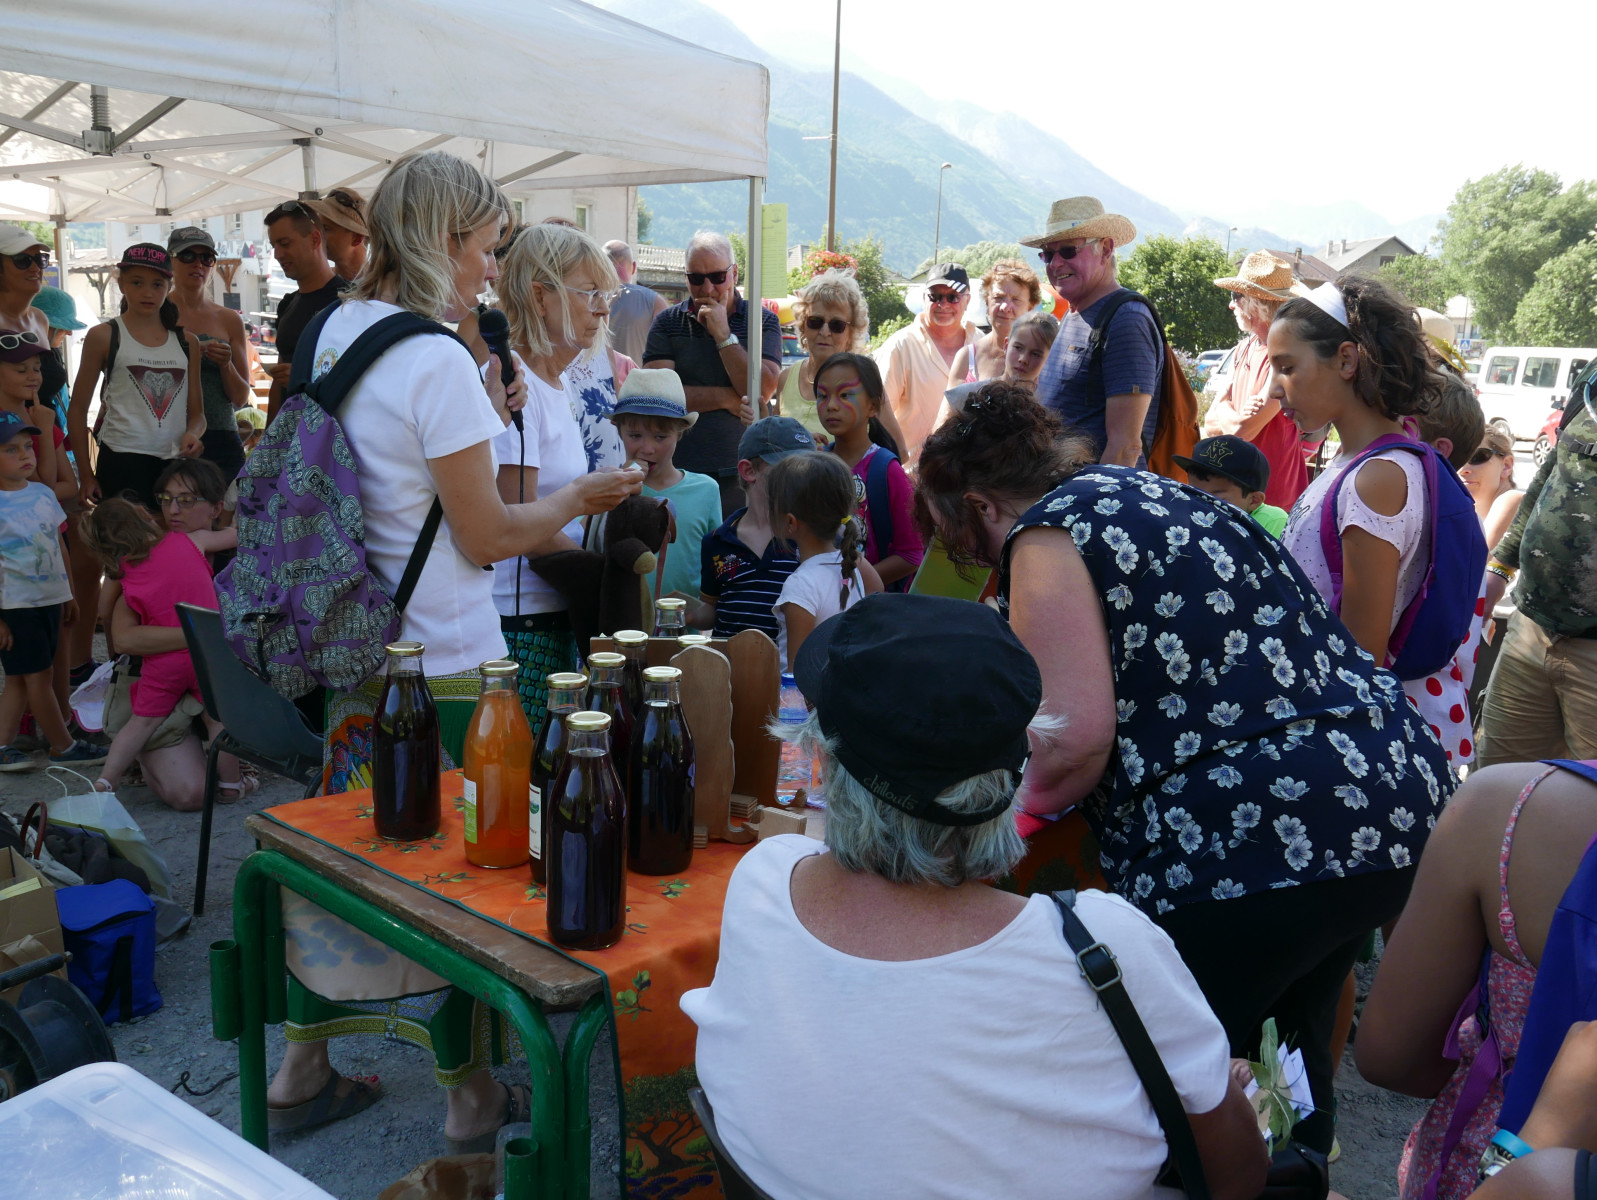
[738,416,815,464]
[793,594,1041,827]
[31,285,85,331]
[925,263,970,293]
[0,224,48,257]
[167,226,216,256]
[0,410,42,442]
[0,328,49,364]
[609,368,697,426]
[1173,435,1271,494]
[118,242,173,277]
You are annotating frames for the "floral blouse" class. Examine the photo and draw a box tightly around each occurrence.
[998,467,1456,915]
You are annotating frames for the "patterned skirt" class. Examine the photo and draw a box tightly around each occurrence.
[500,610,580,736]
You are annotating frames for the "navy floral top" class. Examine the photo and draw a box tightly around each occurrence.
[998,467,1455,915]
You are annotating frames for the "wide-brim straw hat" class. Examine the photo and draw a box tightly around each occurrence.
[1215,251,1296,302]
[1019,197,1137,249]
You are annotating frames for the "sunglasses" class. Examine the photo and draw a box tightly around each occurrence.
[155,492,207,510]
[805,316,850,334]
[265,199,315,225]
[686,269,730,286]
[8,251,49,270]
[1038,240,1101,265]
[0,330,43,350]
[175,248,216,265]
[1468,447,1503,466]
[326,189,362,210]
[927,291,965,306]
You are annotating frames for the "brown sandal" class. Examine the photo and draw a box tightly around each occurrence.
[445,1081,530,1154]
[267,1070,383,1133]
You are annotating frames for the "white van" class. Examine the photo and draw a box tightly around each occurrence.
[1474,346,1597,440]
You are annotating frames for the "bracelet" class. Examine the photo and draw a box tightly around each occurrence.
[1479,1129,1535,1181]
[1486,563,1517,584]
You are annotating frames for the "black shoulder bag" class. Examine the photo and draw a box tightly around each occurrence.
[1051,890,1329,1200]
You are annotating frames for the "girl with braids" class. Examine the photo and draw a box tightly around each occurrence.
[68,243,204,511]
[916,381,1453,1154]
[767,450,882,669]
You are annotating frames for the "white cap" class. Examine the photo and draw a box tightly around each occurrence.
[0,224,49,257]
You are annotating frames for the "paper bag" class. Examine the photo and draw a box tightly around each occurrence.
[0,846,66,1005]
[377,1154,496,1200]
[47,785,174,900]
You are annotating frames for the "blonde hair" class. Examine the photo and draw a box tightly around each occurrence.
[496,222,620,360]
[792,269,869,353]
[350,151,508,320]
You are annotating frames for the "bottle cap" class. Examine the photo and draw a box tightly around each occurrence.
[656,597,686,611]
[588,652,626,667]
[479,659,518,676]
[547,671,587,688]
[566,710,611,732]
[386,640,425,656]
[642,666,682,682]
[676,633,711,647]
[613,629,648,645]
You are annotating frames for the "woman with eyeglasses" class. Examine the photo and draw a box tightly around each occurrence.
[946,259,1041,389]
[1460,422,1524,549]
[166,227,252,485]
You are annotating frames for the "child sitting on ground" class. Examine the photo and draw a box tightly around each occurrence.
[691,417,814,639]
[0,411,104,770]
[608,369,722,604]
[1173,434,1289,538]
[767,451,883,669]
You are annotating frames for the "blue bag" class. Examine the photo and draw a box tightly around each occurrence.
[56,879,162,1023]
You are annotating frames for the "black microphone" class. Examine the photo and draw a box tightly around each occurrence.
[477,307,520,431]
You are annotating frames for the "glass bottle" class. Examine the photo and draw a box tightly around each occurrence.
[462,659,533,869]
[654,597,687,638]
[373,641,442,840]
[547,710,627,950]
[530,671,587,885]
[584,652,634,777]
[612,629,649,716]
[628,666,696,875]
[676,633,711,650]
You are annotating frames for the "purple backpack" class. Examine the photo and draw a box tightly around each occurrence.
[1317,433,1487,681]
[215,308,464,699]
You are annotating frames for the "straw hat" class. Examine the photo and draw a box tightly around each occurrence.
[1214,251,1296,302]
[305,188,368,237]
[1019,197,1136,249]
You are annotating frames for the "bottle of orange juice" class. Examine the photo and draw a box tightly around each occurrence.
[462,659,533,869]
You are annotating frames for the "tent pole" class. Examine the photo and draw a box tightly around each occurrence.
[299,139,317,195]
[746,176,764,417]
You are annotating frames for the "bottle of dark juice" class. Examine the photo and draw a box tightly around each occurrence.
[584,652,634,776]
[372,640,441,841]
[547,710,627,950]
[530,671,587,886]
[612,630,648,716]
[628,665,696,875]
[653,597,686,638]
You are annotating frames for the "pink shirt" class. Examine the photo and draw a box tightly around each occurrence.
[850,445,925,569]
[1202,335,1309,507]
[121,530,216,632]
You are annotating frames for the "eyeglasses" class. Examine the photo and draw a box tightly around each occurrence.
[686,269,730,286]
[1038,240,1101,265]
[7,251,49,270]
[565,284,619,313]
[0,330,43,350]
[927,290,965,306]
[805,316,850,334]
[175,249,216,265]
[1468,447,1504,466]
[155,492,206,510]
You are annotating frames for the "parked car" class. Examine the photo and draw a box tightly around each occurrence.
[1202,343,1238,404]
[1533,357,1597,466]
[781,329,804,366]
[1194,349,1228,375]
[1474,345,1597,440]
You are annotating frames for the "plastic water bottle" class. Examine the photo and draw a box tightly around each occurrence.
[775,673,822,808]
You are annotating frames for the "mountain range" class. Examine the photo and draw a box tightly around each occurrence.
[598,0,1440,273]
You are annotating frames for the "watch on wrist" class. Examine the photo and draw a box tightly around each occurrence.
[1479,1129,1535,1182]
[716,334,738,351]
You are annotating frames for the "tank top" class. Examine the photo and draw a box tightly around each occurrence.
[98,318,190,457]
[194,338,235,429]
[779,362,824,438]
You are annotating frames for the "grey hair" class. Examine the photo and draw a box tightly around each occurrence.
[686,229,734,268]
[1235,292,1285,325]
[603,239,632,265]
[792,269,870,353]
[776,708,1064,886]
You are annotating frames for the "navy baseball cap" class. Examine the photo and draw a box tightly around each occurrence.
[0,410,42,442]
[738,416,815,464]
[1174,435,1271,494]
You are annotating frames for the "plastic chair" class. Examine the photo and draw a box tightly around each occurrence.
[687,1086,775,1200]
[176,604,323,916]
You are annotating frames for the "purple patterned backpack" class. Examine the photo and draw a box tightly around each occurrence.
[215,308,463,699]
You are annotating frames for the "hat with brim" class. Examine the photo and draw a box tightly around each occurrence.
[0,224,48,257]
[609,367,697,426]
[118,242,172,277]
[0,411,42,441]
[1214,251,1296,303]
[0,328,49,363]
[305,192,369,237]
[167,226,216,257]
[31,285,85,331]
[1019,197,1136,249]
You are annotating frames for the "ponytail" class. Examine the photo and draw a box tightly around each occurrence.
[866,416,900,458]
[764,452,859,598]
[160,299,183,338]
[838,514,863,608]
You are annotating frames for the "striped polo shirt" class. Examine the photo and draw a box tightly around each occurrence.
[700,508,798,641]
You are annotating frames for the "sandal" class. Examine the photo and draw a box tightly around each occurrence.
[217,774,261,803]
[445,1081,530,1155]
[267,1070,383,1134]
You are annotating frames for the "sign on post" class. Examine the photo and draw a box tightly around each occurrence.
[761,203,788,299]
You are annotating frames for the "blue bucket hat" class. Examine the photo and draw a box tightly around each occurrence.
[30,285,85,332]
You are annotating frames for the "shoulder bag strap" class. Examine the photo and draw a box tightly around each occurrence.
[1051,890,1213,1200]
[653,502,676,604]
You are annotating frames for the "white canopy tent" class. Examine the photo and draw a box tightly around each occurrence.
[0,0,772,396]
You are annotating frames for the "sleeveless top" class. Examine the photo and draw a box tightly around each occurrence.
[779,362,824,438]
[1396,767,1551,1200]
[98,318,190,457]
[195,340,235,429]
[998,466,1456,915]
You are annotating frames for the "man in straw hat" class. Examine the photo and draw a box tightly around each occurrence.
[304,187,369,283]
[1026,198,1161,468]
[1202,250,1313,507]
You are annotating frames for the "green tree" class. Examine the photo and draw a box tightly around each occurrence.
[635,196,653,245]
[785,234,910,336]
[1375,254,1457,311]
[1116,235,1237,354]
[20,220,53,247]
[912,240,1037,283]
[1508,237,1597,346]
[1437,166,1597,341]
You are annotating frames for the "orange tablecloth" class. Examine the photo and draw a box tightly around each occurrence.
[264,770,741,1197]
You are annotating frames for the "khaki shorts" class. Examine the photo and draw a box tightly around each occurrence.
[103,659,205,752]
[1477,611,1597,766]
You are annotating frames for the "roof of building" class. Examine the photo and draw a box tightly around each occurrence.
[1264,248,1338,284]
[1318,236,1417,272]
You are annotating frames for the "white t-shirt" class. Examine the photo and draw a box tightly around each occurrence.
[772,549,866,670]
[682,836,1233,1200]
[310,300,507,676]
[491,367,587,617]
[0,481,72,608]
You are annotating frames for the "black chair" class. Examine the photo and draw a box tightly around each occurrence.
[687,1086,775,1200]
[176,604,323,915]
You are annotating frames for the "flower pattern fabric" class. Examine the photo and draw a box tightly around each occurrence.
[999,467,1456,915]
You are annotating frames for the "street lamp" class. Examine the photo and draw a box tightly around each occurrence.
[931,162,952,270]
[1227,226,1239,255]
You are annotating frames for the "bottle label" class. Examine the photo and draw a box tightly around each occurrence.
[462,778,478,843]
[528,783,542,861]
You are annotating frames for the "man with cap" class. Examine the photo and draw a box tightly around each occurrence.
[603,240,667,366]
[1173,434,1289,538]
[691,415,815,639]
[682,594,1267,1200]
[873,262,979,467]
[305,188,369,283]
[263,199,345,421]
[1026,197,1163,469]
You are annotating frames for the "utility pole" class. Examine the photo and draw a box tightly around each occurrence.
[826,0,841,252]
[932,162,952,269]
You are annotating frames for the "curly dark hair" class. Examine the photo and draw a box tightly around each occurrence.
[915,381,1093,569]
[1271,275,1445,420]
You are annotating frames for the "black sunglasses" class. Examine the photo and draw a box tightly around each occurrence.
[265,199,316,225]
[927,290,964,306]
[175,248,216,265]
[326,189,362,210]
[805,316,849,334]
[8,251,49,270]
[1468,447,1503,466]
[1037,242,1098,265]
[686,269,730,286]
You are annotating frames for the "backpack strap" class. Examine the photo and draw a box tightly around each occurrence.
[1051,890,1212,1200]
[104,318,120,382]
[1085,289,1165,462]
[864,444,895,552]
